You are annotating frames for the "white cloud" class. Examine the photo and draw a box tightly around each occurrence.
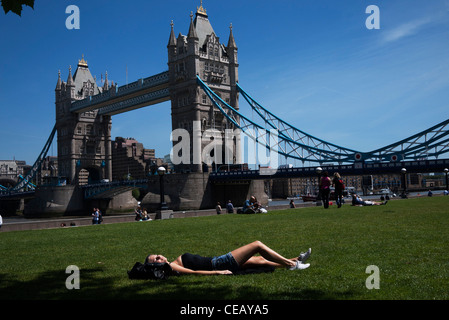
[382,17,433,43]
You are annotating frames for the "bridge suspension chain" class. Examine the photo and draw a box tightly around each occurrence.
[10,125,57,192]
[198,77,449,164]
[365,119,449,162]
[198,76,360,164]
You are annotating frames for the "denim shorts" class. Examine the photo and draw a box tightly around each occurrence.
[211,252,240,272]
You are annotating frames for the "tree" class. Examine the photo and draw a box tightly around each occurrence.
[1,0,34,16]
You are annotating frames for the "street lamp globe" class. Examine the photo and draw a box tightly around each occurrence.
[157,166,166,176]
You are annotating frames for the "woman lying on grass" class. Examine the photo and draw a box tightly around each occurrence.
[351,194,388,206]
[145,240,311,275]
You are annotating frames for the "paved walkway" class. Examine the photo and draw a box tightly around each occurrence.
[0,203,314,232]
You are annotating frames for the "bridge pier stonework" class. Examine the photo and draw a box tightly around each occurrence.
[24,185,84,216]
[23,185,138,217]
[141,172,267,212]
[142,173,213,211]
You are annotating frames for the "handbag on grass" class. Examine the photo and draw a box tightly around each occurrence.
[127,262,176,280]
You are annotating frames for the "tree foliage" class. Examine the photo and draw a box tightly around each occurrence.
[1,0,34,16]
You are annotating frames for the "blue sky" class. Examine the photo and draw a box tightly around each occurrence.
[1,0,448,165]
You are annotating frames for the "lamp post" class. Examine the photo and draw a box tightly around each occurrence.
[444,168,448,193]
[316,167,322,206]
[155,166,173,219]
[401,168,407,199]
[157,166,168,211]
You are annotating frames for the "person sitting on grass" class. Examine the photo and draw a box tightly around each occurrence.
[145,240,312,275]
[352,194,387,206]
[242,196,257,213]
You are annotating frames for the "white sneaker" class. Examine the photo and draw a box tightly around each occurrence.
[289,260,310,270]
[299,248,312,263]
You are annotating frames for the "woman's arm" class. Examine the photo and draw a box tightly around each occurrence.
[170,260,232,275]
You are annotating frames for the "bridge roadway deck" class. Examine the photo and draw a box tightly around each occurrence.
[211,159,449,181]
[70,71,170,116]
[0,202,314,232]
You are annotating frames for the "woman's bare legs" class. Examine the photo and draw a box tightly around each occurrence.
[230,241,297,269]
[239,256,296,269]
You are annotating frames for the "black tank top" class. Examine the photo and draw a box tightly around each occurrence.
[181,253,213,271]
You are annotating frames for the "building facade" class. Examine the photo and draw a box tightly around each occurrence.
[167,3,241,172]
[0,160,31,188]
[112,137,159,181]
[55,57,114,184]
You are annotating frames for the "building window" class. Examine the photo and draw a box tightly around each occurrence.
[86,143,95,154]
[86,125,93,135]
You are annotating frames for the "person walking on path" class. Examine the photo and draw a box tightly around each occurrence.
[319,171,331,209]
[92,208,100,225]
[332,172,345,208]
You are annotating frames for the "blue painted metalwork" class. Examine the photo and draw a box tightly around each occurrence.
[81,179,148,199]
[197,76,290,159]
[70,71,170,115]
[236,82,449,163]
[362,119,449,162]
[198,76,449,164]
[236,82,361,163]
[198,76,361,164]
[210,158,449,181]
[97,87,170,115]
[18,175,36,190]
[9,125,57,192]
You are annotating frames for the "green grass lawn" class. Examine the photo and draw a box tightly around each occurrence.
[1,196,448,300]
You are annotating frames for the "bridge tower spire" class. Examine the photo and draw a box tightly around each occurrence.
[167,4,241,172]
[55,56,112,185]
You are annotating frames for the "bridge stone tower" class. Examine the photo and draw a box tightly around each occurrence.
[168,3,241,173]
[55,57,113,185]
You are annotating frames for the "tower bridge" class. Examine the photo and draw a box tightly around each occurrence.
[2,2,449,216]
[53,3,240,187]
